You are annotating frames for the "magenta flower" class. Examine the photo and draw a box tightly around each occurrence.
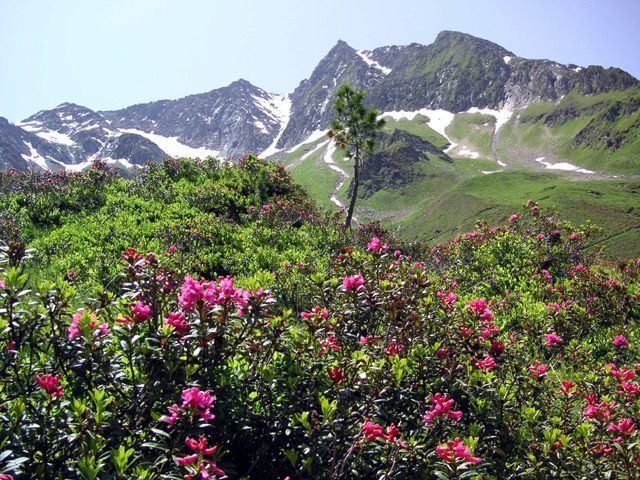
[165,312,190,337]
[545,333,563,348]
[175,436,224,478]
[607,418,636,436]
[436,437,481,464]
[318,336,341,356]
[300,306,329,321]
[366,236,388,253]
[423,393,463,426]
[131,301,151,323]
[613,335,629,348]
[437,290,457,309]
[0,279,6,289]
[384,341,405,357]
[474,354,497,372]
[162,387,216,427]
[342,274,365,293]
[179,276,203,311]
[69,311,107,339]
[35,373,63,398]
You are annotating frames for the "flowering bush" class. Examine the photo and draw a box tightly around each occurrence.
[1,173,639,479]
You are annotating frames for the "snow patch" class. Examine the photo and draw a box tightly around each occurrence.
[457,147,480,159]
[535,157,594,174]
[573,67,583,73]
[258,94,292,158]
[467,107,514,133]
[322,142,350,209]
[285,129,329,154]
[119,129,220,159]
[503,56,512,65]
[481,170,504,175]
[355,50,392,75]
[21,142,49,170]
[254,120,269,134]
[300,140,329,161]
[382,109,458,153]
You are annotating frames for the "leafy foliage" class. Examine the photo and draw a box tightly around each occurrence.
[0,161,639,479]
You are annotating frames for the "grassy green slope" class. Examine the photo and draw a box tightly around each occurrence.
[395,170,640,258]
[497,87,640,174]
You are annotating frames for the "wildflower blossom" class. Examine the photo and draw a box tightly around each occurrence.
[131,301,151,323]
[342,275,365,293]
[607,418,635,436]
[35,373,63,398]
[327,366,345,385]
[545,333,563,347]
[423,393,462,426]
[162,387,216,427]
[366,236,388,253]
[165,312,191,337]
[529,361,549,378]
[474,353,497,372]
[384,341,405,356]
[318,336,341,356]
[69,311,107,339]
[613,335,629,348]
[436,437,481,464]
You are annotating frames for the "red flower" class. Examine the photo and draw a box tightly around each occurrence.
[35,373,63,398]
[342,275,365,293]
[559,380,575,395]
[384,341,405,357]
[328,366,345,385]
[490,341,505,356]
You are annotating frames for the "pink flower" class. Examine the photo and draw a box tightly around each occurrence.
[366,237,388,253]
[529,361,549,378]
[342,275,365,293]
[179,276,203,311]
[584,396,615,421]
[509,213,520,223]
[0,474,14,480]
[176,436,224,478]
[423,393,463,426]
[607,418,636,436]
[165,312,190,337]
[0,279,6,289]
[167,245,177,254]
[613,335,629,348]
[361,419,406,447]
[69,311,107,339]
[545,333,563,347]
[131,301,151,323]
[301,306,329,321]
[163,387,216,427]
[474,354,497,372]
[437,291,457,309]
[361,418,384,441]
[436,437,481,464]
[35,373,63,398]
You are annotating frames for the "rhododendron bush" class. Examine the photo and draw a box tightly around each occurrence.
[1,163,640,479]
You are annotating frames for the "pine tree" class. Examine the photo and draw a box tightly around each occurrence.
[328,84,385,229]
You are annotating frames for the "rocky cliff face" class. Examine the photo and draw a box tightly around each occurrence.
[1,30,638,171]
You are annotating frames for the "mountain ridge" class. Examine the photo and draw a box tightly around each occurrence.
[1,30,638,171]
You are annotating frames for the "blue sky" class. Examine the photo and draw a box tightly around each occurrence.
[1,0,639,122]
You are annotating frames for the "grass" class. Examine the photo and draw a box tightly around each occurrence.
[446,112,495,157]
[381,115,449,150]
[394,170,640,258]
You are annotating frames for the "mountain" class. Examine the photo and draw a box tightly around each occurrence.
[1,30,638,177]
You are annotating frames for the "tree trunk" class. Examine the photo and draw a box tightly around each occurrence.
[345,149,360,229]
